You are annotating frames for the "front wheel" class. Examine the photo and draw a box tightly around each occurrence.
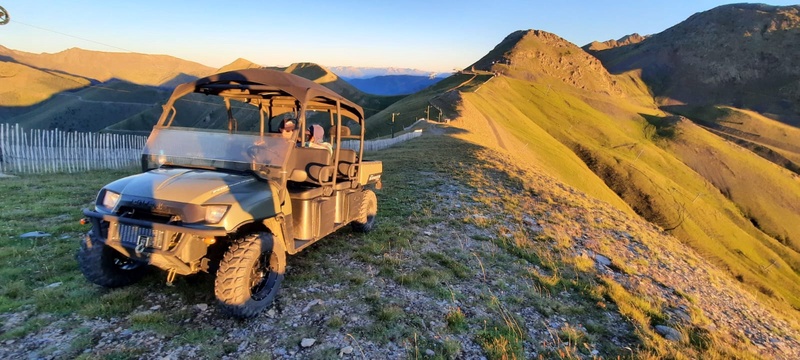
[351,190,377,233]
[77,232,147,288]
[215,232,286,319]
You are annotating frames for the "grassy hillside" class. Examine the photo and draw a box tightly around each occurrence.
[664,105,800,167]
[0,45,212,129]
[465,71,800,308]
[0,60,90,110]
[0,46,214,87]
[7,81,168,132]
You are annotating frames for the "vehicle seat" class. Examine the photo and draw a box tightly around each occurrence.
[289,147,334,186]
[337,149,358,179]
[328,126,358,179]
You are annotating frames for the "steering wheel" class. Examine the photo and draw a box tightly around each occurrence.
[246,143,281,166]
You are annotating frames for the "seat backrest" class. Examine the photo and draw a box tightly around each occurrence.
[289,147,333,185]
[337,149,358,179]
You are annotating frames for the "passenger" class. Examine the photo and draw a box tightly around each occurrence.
[305,124,332,155]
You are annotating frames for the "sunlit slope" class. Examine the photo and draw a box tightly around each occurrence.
[463,77,800,307]
[451,28,800,309]
[0,46,214,87]
[0,60,90,108]
[458,71,800,309]
[668,119,800,251]
[665,105,800,167]
[456,80,633,213]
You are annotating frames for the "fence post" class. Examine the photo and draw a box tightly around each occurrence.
[0,123,5,174]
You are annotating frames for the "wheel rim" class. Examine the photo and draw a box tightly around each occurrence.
[250,251,278,301]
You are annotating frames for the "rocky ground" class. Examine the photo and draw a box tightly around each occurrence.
[1,128,799,359]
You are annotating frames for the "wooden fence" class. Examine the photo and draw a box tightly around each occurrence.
[0,123,147,174]
[343,130,423,152]
[0,124,422,175]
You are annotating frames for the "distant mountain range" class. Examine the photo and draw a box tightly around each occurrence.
[347,75,444,96]
[328,66,449,79]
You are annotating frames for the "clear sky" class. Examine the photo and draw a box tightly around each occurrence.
[1,1,797,72]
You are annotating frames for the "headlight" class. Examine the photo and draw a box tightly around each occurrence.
[101,190,121,210]
[204,205,229,224]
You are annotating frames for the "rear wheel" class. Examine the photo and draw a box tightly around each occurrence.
[215,232,285,319]
[77,232,147,288]
[352,190,377,233]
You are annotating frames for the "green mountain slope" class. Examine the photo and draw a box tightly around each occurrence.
[664,105,800,168]
[443,29,800,313]
[7,80,168,132]
[364,71,495,138]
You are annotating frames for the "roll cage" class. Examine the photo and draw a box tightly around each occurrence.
[145,69,367,189]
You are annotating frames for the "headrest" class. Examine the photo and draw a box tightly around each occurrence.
[329,126,351,138]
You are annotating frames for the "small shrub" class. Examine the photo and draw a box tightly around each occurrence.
[445,307,467,333]
[476,324,524,360]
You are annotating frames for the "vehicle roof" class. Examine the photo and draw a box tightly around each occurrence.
[167,68,365,123]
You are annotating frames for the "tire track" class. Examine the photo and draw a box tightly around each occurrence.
[481,111,507,151]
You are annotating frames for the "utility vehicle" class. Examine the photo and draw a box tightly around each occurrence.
[78,69,382,318]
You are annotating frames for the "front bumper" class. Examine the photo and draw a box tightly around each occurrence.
[83,208,228,275]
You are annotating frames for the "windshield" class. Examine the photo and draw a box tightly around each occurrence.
[142,128,293,173]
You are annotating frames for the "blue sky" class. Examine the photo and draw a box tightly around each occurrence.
[1,1,797,72]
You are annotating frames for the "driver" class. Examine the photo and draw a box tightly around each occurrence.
[279,118,297,138]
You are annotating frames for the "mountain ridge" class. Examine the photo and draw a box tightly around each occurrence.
[583,33,648,52]
[588,3,800,125]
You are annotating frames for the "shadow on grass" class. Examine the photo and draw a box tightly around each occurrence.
[640,113,680,141]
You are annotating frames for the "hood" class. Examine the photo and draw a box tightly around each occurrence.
[108,168,262,205]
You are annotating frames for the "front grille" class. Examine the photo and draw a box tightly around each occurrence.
[118,224,151,245]
[115,223,165,250]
